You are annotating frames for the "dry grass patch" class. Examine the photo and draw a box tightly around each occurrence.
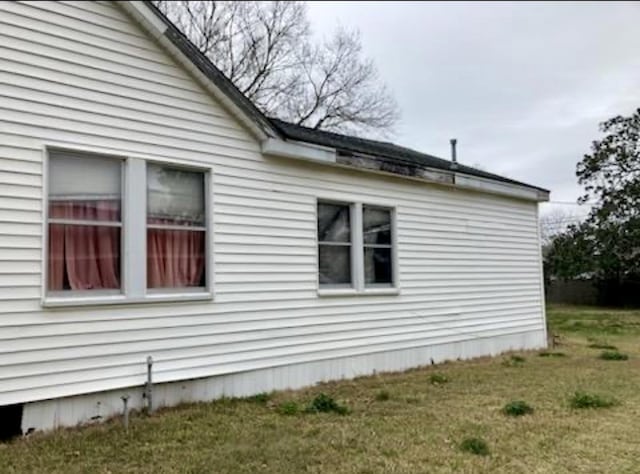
[1,305,639,473]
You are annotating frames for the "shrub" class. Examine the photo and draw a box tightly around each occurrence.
[375,390,390,401]
[459,437,490,456]
[305,393,349,415]
[569,391,617,409]
[539,351,566,358]
[429,373,449,385]
[599,350,628,361]
[588,342,618,350]
[278,401,299,415]
[502,400,534,417]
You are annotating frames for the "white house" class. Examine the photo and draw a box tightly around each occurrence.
[0,1,549,436]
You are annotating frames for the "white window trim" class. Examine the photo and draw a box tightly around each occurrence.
[316,199,399,297]
[41,145,214,308]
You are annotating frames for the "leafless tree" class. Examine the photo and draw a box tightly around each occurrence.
[154,1,399,137]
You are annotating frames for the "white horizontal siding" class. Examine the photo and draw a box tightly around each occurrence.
[0,0,546,406]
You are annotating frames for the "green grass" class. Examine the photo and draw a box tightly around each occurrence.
[547,304,640,336]
[2,304,640,473]
[277,401,300,416]
[501,354,526,367]
[244,392,272,404]
[374,390,390,401]
[587,342,618,350]
[538,351,567,358]
[429,373,449,385]
[459,437,490,456]
[304,393,349,415]
[598,350,629,361]
[569,391,618,409]
[502,400,534,417]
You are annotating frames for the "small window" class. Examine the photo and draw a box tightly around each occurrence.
[147,163,206,290]
[363,206,393,286]
[317,202,352,286]
[47,152,122,293]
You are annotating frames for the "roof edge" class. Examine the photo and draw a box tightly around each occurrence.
[262,137,549,203]
[269,119,549,201]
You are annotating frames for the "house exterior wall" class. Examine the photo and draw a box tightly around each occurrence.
[0,1,547,430]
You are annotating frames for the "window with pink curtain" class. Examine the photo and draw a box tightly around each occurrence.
[47,153,122,292]
[147,164,206,289]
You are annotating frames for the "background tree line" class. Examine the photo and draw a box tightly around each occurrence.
[545,108,640,306]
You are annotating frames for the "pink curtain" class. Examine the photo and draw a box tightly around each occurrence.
[147,224,205,288]
[48,200,120,291]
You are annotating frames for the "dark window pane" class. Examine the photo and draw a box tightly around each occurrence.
[318,203,351,243]
[48,224,121,291]
[147,164,205,226]
[364,247,392,285]
[148,229,206,288]
[319,245,351,285]
[363,207,391,244]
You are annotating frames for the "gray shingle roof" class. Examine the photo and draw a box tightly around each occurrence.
[270,119,549,193]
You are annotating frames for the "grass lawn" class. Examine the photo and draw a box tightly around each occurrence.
[2,305,640,473]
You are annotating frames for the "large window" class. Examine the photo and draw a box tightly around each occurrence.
[317,202,352,286]
[147,164,206,290]
[47,152,122,293]
[46,149,210,303]
[317,200,396,293]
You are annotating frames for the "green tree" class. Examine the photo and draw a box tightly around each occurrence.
[544,223,593,280]
[546,108,640,282]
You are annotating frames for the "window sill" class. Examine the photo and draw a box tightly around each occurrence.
[318,287,400,297]
[362,287,401,296]
[42,292,213,308]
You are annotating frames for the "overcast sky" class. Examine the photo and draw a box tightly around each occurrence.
[306,1,640,218]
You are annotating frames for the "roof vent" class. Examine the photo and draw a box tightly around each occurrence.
[450,138,458,170]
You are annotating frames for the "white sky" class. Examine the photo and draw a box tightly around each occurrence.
[306,1,640,219]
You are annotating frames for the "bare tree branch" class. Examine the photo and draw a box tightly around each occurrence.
[153,1,399,137]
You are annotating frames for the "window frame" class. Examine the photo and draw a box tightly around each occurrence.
[42,145,214,308]
[316,199,399,297]
[317,200,356,289]
[145,160,209,294]
[45,150,125,299]
[362,204,395,289]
